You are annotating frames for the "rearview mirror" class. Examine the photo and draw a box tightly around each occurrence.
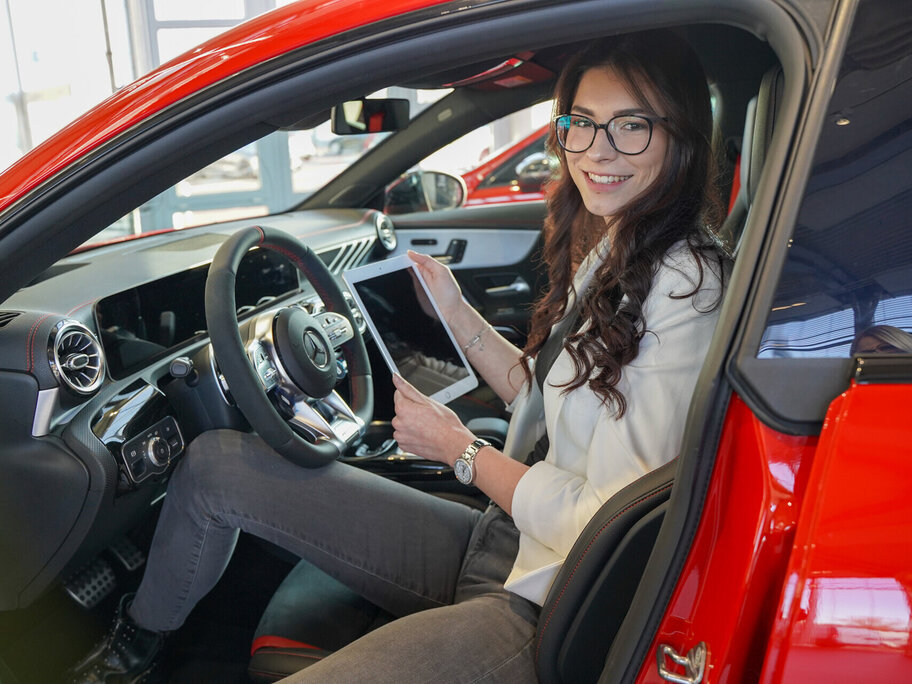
[331,98,410,135]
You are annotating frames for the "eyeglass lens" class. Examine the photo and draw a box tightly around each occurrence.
[556,115,652,154]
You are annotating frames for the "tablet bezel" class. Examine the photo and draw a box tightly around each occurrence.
[343,254,478,404]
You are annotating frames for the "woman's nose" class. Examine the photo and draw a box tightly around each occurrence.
[586,128,619,161]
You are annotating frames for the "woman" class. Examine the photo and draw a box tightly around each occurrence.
[70,30,726,684]
[850,325,912,354]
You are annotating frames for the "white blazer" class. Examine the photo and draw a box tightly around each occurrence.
[503,239,723,605]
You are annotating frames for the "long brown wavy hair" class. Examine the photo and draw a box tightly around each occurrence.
[520,30,727,416]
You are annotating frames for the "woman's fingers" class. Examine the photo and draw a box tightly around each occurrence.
[392,373,423,401]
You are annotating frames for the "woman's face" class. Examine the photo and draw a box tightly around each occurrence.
[565,66,669,223]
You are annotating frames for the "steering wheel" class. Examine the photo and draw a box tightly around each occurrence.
[205,225,373,467]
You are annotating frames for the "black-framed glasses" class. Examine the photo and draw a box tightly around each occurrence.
[553,113,666,155]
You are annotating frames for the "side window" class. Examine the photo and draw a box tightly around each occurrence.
[757,4,912,359]
[419,102,553,208]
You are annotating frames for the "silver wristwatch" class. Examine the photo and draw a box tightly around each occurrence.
[454,438,491,485]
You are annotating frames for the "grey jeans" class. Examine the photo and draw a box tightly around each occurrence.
[130,429,540,683]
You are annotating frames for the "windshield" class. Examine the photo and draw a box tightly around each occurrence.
[79,88,451,251]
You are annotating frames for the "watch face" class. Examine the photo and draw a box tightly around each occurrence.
[454,458,472,484]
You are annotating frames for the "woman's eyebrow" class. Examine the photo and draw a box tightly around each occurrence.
[570,105,654,118]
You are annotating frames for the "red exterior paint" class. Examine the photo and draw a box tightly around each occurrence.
[635,394,819,684]
[0,0,455,215]
[462,126,548,205]
[760,381,912,682]
[636,384,912,683]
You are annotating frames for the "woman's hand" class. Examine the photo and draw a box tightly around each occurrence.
[407,250,464,323]
[391,374,474,466]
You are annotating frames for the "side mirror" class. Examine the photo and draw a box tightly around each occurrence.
[331,98,410,134]
[385,171,467,215]
[516,152,553,191]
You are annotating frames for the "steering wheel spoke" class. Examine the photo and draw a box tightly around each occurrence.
[246,339,280,392]
[279,387,364,449]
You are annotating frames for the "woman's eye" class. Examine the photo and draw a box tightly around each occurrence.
[572,117,594,128]
[619,119,646,131]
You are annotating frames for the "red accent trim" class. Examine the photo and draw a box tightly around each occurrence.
[728,154,742,213]
[250,635,322,657]
[27,312,54,372]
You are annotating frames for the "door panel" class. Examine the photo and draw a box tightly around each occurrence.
[388,200,547,344]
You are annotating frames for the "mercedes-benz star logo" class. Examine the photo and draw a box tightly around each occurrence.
[302,330,329,368]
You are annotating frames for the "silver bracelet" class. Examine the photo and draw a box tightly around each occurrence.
[462,323,488,353]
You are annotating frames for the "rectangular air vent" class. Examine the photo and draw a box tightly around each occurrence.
[0,311,21,328]
[329,238,374,274]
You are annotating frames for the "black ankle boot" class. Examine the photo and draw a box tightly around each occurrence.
[68,594,164,684]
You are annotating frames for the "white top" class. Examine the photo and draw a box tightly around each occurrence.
[502,239,723,605]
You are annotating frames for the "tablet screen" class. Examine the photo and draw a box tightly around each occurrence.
[345,258,476,403]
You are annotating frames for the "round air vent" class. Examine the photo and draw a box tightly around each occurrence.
[49,321,105,395]
[374,212,397,251]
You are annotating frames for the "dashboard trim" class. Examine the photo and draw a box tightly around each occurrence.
[31,387,59,437]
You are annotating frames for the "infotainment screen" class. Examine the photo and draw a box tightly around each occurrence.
[343,255,477,404]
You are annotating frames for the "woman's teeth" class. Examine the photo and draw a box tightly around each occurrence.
[588,172,631,184]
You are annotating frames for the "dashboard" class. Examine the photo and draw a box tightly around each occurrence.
[97,247,301,379]
[0,208,392,610]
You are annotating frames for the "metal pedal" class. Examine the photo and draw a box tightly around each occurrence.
[64,557,116,609]
[109,537,145,572]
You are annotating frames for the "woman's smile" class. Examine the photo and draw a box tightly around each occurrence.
[584,172,632,186]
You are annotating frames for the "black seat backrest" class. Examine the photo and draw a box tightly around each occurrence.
[534,458,676,684]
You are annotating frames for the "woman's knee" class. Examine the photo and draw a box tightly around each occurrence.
[168,429,259,508]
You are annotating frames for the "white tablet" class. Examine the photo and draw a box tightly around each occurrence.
[343,254,478,404]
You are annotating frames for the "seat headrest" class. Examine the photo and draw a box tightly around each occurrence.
[744,66,785,203]
[721,65,784,256]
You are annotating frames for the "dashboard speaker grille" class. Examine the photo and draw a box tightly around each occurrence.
[50,322,105,395]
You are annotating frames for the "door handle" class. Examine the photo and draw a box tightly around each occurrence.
[431,238,467,265]
[484,276,530,297]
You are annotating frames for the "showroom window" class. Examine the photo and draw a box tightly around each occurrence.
[757,6,912,359]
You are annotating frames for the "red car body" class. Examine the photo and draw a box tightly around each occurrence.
[0,1,909,683]
[462,125,549,206]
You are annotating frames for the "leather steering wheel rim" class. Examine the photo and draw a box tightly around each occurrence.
[205,225,373,467]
